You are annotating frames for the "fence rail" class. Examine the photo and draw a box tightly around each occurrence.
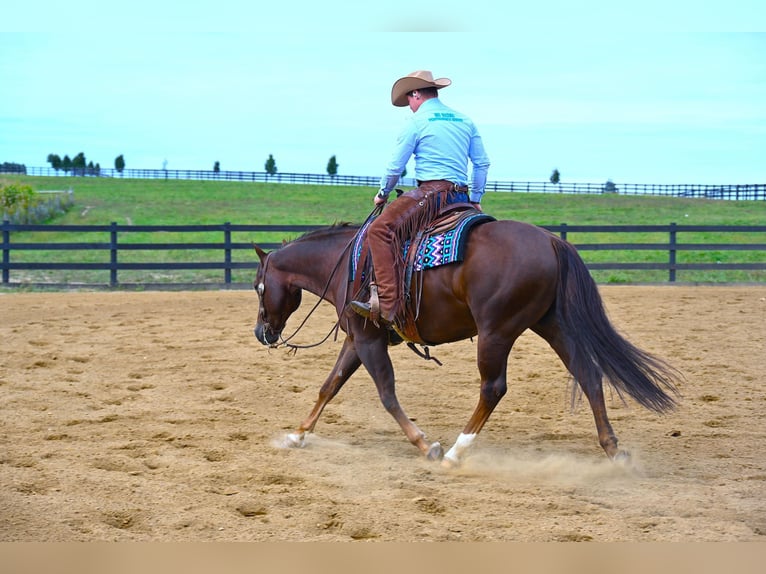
[5,166,766,200]
[2,221,765,288]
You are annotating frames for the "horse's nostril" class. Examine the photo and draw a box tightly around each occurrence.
[254,325,267,344]
[255,323,279,346]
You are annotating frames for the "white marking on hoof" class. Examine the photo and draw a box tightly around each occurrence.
[613,449,632,467]
[278,432,306,449]
[442,433,476,468]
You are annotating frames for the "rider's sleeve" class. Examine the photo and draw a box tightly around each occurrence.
[378,174,401,197]
[378,120,417,196]
[468,129,490,203]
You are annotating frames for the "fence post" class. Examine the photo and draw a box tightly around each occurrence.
[669,222,677,283]
[110,222,118,287]
[560,222,567,242]
[224,222,232,285]
[2,220,9,284]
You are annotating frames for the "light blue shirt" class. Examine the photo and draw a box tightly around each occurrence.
[379,98,491,203]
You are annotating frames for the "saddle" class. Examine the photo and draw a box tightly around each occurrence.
[350,205,495,345]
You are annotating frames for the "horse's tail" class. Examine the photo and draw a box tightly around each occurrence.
[551,237,680,413]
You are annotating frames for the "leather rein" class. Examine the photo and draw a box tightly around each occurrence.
[261,200,443,365]
[264,205,383,352]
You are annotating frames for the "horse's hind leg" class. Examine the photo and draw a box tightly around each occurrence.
[442,334,513,467]
[531,319,624,460]
[282,336,362,448]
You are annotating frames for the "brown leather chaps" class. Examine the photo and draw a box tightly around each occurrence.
[367,180,468,322]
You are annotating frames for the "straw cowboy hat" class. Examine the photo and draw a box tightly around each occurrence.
[391,70,452,107]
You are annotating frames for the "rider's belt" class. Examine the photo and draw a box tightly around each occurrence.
[417,180,469,193]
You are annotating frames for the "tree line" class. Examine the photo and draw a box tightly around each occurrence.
[38,153,343,177]
[13,154,574,183]
[46,153,125,175]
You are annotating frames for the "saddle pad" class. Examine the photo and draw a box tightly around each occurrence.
[349,212,495,280]
[408,212,495,271]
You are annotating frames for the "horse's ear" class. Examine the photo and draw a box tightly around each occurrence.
[252,243,268,263]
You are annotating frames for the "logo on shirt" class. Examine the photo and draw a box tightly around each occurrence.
[429,112,463,123]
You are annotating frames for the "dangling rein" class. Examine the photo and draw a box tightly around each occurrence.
[272,204,384,354]
[269,202,444,366]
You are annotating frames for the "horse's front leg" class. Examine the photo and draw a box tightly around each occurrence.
[355,333,443,461]
[282,336,361,448]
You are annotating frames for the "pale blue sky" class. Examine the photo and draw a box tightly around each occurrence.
[1,5,765,184]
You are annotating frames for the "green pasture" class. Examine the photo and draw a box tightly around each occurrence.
[2,174,765,285]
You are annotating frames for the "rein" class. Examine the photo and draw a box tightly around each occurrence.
[269,204,384,352]
[264,201,444,366]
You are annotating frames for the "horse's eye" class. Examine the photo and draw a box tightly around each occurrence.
[257,282,265,297]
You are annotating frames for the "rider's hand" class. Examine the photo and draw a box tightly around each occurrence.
[374,193,388,206]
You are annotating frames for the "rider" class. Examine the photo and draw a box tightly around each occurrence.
[350,70,491,326]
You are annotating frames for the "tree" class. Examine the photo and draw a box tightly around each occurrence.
[264,154,277,176]
[115,154,125,175]
[326,155,339,177]
[47,153,62,172]
[72,152,86,176]
[0,162,26,174]
[62,155,72,173]
[603,179,618,194]
[213,161,220,173]
[550,168,560,184]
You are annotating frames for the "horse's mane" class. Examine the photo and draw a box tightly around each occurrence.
[290,222,360,244]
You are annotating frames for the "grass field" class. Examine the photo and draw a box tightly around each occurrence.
[2,174,766,285]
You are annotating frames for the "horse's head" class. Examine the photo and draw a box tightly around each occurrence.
[252,244,302,346]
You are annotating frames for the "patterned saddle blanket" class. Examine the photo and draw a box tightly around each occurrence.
[349,208,495,281]
[348,207,495,346]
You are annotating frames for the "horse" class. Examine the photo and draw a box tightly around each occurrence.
[252,218,680,467]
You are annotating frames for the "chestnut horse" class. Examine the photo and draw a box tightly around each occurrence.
[252,220,679,466]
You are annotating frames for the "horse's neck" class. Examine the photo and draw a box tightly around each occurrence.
[282,236,350,303]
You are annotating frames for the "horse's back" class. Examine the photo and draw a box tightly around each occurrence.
[415,218,559,342]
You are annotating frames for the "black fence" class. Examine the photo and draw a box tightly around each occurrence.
[486,181,766,200]
[7,166,766,200]
[3,221,765,288]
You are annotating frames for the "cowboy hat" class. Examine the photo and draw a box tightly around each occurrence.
[391,70,451,107]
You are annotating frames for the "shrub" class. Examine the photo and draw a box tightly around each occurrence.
[1,183,73,224]
[1,182,39,216]
[603,179,618,194]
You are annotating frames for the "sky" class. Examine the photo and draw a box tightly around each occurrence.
[1,4,765,185]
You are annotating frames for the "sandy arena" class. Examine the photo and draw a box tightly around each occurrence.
[1,286,765,541]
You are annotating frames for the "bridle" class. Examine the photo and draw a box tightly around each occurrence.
[257,202,443,364]
[259,248,343,352]
[258,205,383,352]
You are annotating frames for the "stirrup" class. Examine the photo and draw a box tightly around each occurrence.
[350,300,373,319]
[349,299,392,327]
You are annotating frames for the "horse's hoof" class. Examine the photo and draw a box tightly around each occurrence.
[440,454,460,469]
[612,449,632,465]
[281,432,306,449]
[426,442,443,461]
